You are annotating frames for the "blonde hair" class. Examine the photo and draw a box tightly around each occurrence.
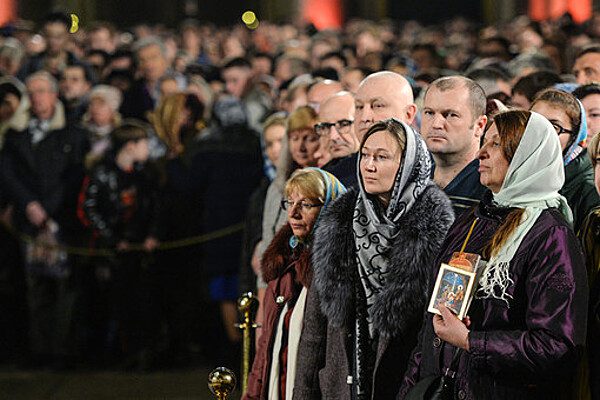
[149,92,187,156]
[263,112,287,134]
[285,168,326,203]
[287,105,318,134]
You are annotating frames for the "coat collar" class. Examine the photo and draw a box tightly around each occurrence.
[261,223,313,288]
[10,100,66,132]
[312,185,454,339]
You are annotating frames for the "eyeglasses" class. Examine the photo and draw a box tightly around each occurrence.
[550,121,573,136]
[314,119,354,137]
[281,199,323,212]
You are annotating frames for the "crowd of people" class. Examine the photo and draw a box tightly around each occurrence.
[0,8,599,400]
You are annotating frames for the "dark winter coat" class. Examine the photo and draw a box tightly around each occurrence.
[293,185,454,400]
[186,124,263,277]
[399,191,589,400]
[323,153,358,188]
[239,177,270,293]
[561,149,600,235]
[119,79,155,122]
[579,207,600,399]
[80,156,161,247]
[245,224,313,399]
[1,103,89,239]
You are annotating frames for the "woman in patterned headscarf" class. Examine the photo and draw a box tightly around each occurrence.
[293,118,454,400]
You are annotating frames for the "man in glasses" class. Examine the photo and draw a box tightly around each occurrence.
[314,91,360,186]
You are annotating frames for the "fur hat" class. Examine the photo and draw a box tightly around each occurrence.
[89,85,122,112]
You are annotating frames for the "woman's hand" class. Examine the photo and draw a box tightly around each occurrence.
[433,305,470,350]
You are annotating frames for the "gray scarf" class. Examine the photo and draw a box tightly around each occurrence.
[353,121,432,337]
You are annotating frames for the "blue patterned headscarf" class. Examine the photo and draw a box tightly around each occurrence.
[287,167,346,248]
[553,83,588,165]
[563,99,588,165]
[303,167,347,208]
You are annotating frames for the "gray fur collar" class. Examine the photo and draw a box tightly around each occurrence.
[312,185,454,339]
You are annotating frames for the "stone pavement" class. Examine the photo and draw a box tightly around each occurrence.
[0,367,242,400]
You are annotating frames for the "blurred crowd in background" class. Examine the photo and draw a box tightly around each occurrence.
[0,9,599,378]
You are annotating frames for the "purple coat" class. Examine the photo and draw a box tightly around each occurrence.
[399,193,588,400]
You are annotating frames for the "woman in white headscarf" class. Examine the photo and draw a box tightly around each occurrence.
[293,118,454,400]
[399,110,588,400]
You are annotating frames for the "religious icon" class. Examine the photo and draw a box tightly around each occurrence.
[428,263,476,320]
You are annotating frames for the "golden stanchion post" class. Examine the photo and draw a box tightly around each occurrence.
[235,292,260,394]
[208,367,236,400]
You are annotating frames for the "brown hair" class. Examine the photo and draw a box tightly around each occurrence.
[531,88,581,150]
[359,118,407,155]
[482,110,530,258]
[492,109,530,162]
[425,76,487,122]
[111,120,149,152]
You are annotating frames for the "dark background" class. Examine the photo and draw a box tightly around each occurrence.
[18,0,494,29]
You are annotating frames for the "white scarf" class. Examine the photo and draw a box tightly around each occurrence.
[478,111,573,303]
[267,287,308,400]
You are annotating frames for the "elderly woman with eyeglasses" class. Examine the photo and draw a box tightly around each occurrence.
[530,88,600,234]
[293,118,454,399]
[399,110,588,400]
[244,168,346,400]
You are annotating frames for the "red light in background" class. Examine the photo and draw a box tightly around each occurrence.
[568,0,592,23]
[530,0,591,23]
[303,0,342,30]
[0,0,16,26]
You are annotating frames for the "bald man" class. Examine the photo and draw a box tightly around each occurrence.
[307,79,343,112]
[354,71,417,140]
[315,91,359,186]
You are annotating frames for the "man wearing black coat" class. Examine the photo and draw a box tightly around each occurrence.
[1,71,88,366]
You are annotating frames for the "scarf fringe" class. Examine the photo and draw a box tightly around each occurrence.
[477,261,514,305]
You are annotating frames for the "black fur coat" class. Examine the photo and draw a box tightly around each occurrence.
[293,185,454,400]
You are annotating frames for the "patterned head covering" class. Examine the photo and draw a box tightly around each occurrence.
[353,118,432,336]
[287,167,346,248]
